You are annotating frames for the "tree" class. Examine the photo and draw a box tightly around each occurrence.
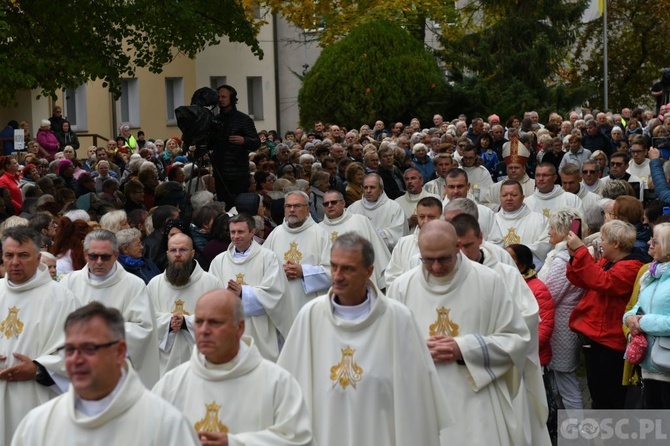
[298,19,449,129]
[0,0,263,105]
[570,0,670,111]
[258,0,458,46]
[439,0,589,120]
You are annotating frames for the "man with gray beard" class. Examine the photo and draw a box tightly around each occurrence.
[147,233,222,375]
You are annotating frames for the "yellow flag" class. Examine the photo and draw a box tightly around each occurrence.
[598,0,605,15]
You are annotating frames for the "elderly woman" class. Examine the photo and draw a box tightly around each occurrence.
[591,150,609,177]
[345,162,365,206]
[537,208,586,410]
[100,209,130,234]
[624,222,670,409]
[411,143,434,183]
[567,219,646,409]
[116,228,160,284]
[363,151,380,174]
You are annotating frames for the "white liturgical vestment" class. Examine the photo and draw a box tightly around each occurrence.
[524,185,583,218]
[264,216,331,312]
[12,361,199,446]
[319,209,391,289]
[278,283,452,446]
[147,261,222,376]
[494,204,553,264]
[209,242,295,362]
[0,264,79,446]
[394,189,440,220]
[462,165,494,202]
[153,337,312,446]
[348,192,408,250]
[384,230,420,288]
[388,257,531,446]
[60,263,160,388]
[482,175,536,211]
[424,177,446,198]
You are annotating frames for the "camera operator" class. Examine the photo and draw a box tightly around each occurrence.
[210,85,260,210]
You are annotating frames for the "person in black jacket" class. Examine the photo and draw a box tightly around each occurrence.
[210,85,260,210]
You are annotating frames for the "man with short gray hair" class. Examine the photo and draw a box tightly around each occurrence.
[60,229,160,388]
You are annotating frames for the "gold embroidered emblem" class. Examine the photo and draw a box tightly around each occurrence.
[503,227,521,247]
[543,208,550,218]
[330,346,363,390]
[235,273,247,285]
[0,306,24,339]
[171,300,190,316]
[330,231,338,243]
[429,306,459,337]
[194,401,228,433]
[284,242,303,263]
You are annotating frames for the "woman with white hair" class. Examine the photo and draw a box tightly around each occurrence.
[538,208,586,410]
[411,143,434,182]
[100,209,130,234]
[116,227,160,284]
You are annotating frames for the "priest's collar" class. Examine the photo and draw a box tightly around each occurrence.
[75,366,127,417]
[424,254,461,286]
[501,204,526,219]
[88,262,118,282]
[200,339,249,370]
[331,286,375,321]
[233,245,252,258]
[6,269,40,288]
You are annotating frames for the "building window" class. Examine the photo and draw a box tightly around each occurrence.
[210,76,227,91]
[246,76,264,121]
[63,85,88,131]
[165,77,184,125]
[118,78,140,128]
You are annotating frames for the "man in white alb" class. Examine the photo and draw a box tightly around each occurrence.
[395,167,440,230]
[524,163,582,218]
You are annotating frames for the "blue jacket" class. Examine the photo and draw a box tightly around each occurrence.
[624,266,670,373]
[650,158,670,205]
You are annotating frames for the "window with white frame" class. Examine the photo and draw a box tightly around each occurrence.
[246,76,263,120]
[165,77,184,125]
[63,85,87,131]
[118,78,140,128]
[210,76,227,91]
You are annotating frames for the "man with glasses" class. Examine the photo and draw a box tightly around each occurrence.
[388,219,529,445]
[524,163,583,218]
[147,233,221,375]
[627,137,651,186]
[319,190,390,290]
[208,214,293,362]
[12,302,198,445]
[602,152,643,199]
[560,163,600,209]
[60,230,160,388]
[264,191,331,313]
[0,227,79,445]
[580,159,605,196]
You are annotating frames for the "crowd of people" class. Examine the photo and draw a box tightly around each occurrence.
[3,98,670,445]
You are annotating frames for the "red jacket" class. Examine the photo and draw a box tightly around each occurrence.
[526,276,554,366]
[0,172,22,215]
[567,245,644,351]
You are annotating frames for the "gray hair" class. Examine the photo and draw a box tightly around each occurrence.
[443,198,479,219]
[285,190,310,204]
[310,170,330,188]
[100,210,128,234]
[2,226,42,250]
[65,302,125,340]
[549,208,583,238]
[583,203,605,235]
[600,220,636,253]
[115,228,142,251]
[601,180,628,200]
[332,232,375,268]
[191,190,214,212]
[83,229,119,252]
[365,173,384,189]
[64,209,91,222]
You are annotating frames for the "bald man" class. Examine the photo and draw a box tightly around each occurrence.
[153,289,312,445]
[388,220,531,446]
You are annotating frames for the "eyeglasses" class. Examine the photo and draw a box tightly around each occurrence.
[87,253,113,261]
[284,204,308,209]
[610,161,625,167]
[581,170,597,174]
[650,238,659,247]
[323,200,342,207]
[57,340,120,357]
[419,256,452,266]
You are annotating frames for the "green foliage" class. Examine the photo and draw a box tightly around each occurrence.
[298,20,449,128]
[571,0,670,111]
[440,0,589,120]
[0,0,262,106]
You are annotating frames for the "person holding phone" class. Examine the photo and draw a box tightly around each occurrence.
[566,220,647,409]
[537,209,586,411]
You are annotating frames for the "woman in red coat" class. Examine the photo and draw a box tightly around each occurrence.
[567,219,646,409]
[0,155,22,214]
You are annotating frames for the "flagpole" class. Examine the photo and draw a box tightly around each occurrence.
[603,0,608,110]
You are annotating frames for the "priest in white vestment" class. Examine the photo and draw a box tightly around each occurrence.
[482,143,535,211]
[12,302,198,446]
[459,146,493,202]
[278,233,452,446]
[560,164,600,210]
[348,174,409,250]
[153,289,312,446]
[387,220,531,446]
[394,167,440,230]
[524,163,583,218]
[495,180,553,265]
[451,214,551,446]
[319,190,391,289]
[627,139,651,187]
[147,233,223,376]
[209,214,295,362]
[581,159,605,196]
[424,153,456,198]
[264,191,331,313]
[385,196,443,288]
[60,229,160,388]
[0,228,80,445]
